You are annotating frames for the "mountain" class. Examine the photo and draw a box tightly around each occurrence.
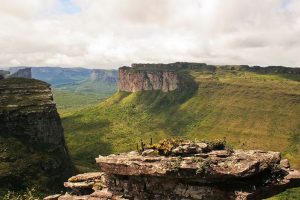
[0,78,74,195]
[91,69,118,83]
[60,62,300,198]
[30,67,92,86]
[9,68,32,78]
[61,63,300,167]
[0,70,9,79]
[4,67,119,109]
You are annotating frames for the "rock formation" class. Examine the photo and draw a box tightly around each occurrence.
[118,62,300,93]
[0,70,10,79]
[119,67,180,92]
[118,63,200,92]
[91,69,118,84]
[9,67,32,78]
[45,138,300,200]
[0,78,73,192]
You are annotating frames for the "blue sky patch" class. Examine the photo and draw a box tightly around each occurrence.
[60,0,81,14]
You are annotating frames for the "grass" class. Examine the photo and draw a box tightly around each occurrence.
[0,135,71,197]
[60,69,300,167]
[58,68,300,198]
[52,90,110,110]
[266,188,300,200]
[52,79,117,109]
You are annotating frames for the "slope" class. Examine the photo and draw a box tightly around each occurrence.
[61,67,300,171]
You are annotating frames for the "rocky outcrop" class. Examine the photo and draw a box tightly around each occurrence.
[45,139,300,200]
[0,78,73,192]
[119,67,181,92]
[91,69,118,84]
[118,62,202,93]
[0,78,64,148]
[118,62,300,93]
[9,68,32,78]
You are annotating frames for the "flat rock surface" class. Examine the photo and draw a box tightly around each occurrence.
[96,149,281,179]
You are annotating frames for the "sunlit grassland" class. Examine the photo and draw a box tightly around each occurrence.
[59,69,300,199]
[60,69,300,169]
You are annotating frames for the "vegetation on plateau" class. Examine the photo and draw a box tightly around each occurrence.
[57,67,300,199]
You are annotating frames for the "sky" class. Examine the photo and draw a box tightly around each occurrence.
[0,0,300,69]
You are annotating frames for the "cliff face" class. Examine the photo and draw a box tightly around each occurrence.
[0,78,73,192]
[119,67,180,92]
[118,62,300,93]
[91,69,118,83]
[9,68,32,78]
[45,139,300,200]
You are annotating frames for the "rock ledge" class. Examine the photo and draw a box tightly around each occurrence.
[45,139,300,200]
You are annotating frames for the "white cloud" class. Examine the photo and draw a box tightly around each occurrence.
[0,0,299,68]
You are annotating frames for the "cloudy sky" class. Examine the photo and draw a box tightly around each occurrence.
[0,0,299,69]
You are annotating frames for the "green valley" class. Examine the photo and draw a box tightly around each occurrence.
[60,67,300,169]
[56,65,300,199]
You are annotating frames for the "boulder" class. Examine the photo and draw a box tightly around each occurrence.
[45,140,300,200]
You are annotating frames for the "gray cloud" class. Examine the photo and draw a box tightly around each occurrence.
[0,0,299,68]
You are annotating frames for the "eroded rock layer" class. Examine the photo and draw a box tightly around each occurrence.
[119,67,180,92]
[45,139,300,200]
[0,78,73,192]
[118,62,300,93]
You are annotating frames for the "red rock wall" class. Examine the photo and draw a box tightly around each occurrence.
[118,68,179,92]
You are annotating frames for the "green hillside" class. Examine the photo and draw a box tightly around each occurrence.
[60,68,300,168]
[60,67,300,198]
[53,80,117,109]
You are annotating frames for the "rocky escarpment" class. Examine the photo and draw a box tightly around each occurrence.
[0,78,73,193]
[118,62,300,93]
[91,69,118,83]
[9,67,32,78]
[45,138,300,200]
[118,63,201,92]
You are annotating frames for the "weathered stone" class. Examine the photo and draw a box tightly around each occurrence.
[118,67,180,92]
[280,159,290,169]
[46,140,300,200]
[44,194,62,200]
[142,149,158,156]
[68,172,105,182]
[96,149,281,179]
[0,78,74,191]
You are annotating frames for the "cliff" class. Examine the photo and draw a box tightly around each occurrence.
[118,63,200,92]
[91,69,118,84]
[118,62,300,93]
[9,67,32,78]
[45,138,300,200]
[119,67,180,92]
[0,78,73,193]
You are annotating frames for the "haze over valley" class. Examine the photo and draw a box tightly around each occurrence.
[1,1,300,199]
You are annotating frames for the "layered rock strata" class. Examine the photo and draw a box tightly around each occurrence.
[0,78,73,191]
[0,78,65,148]
[118,62,300,93]
[119,67,180,92]
[45,140,300,200]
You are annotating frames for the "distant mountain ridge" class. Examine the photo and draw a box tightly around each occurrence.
[6,67,118,86]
